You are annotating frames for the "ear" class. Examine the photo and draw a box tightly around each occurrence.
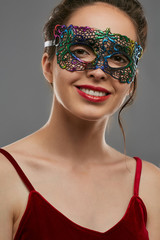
[41,53,53,84]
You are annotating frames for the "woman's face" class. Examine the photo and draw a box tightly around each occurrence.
[48,2,138,121]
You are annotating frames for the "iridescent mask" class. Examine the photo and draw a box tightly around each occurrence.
[45,24,143,84]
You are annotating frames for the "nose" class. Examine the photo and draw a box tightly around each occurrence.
[86,67,109,82]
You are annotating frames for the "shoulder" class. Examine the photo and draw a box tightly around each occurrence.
[0,147,23,202]
[0,148,16,186]
[140,159,160,239]
[0,149,18,239]
[0,146,32,237]
[0,145,30,207]
[141,159,160,193]
[140,159,160,200]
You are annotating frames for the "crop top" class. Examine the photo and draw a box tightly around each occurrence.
[0,148,149,239]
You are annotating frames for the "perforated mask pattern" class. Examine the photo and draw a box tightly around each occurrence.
[52,25,143,83]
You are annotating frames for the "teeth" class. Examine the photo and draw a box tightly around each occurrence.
[80,88,106,97]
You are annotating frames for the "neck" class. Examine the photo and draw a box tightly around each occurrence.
[35,99,110,165]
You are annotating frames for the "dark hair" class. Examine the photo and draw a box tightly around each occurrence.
[43,0,148,151]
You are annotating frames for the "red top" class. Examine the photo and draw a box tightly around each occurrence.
[0,148,149,240]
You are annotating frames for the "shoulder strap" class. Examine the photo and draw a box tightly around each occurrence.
[133,157,142,196]
[0,148,35,192]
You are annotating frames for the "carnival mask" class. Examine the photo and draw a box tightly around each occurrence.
[45,24,143,83]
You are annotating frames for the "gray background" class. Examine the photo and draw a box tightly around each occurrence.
[0,1,159,166]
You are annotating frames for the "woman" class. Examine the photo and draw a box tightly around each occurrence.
[0,0,160,239]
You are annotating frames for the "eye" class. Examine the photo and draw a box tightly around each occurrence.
[73,48,89,57]
[108,54,130,68]
[111,55,127,63]
[70,44,96,62]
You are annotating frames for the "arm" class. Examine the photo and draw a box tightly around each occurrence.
[140,161,160,240]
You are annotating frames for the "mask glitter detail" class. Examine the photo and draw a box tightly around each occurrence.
[47,24,143,83]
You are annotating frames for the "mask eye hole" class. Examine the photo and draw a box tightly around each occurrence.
[107,53,130,68]
[70,44,96,62]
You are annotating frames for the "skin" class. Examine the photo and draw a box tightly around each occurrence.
[0,2,160,240]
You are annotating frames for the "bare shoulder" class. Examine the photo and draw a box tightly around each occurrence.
[0,148,18,189]
[0,149,17,240]
[141,159,160,192]
[140,160,160,240]
[140,159,160,201]
[0,136,36,237]
[0,142,34,240]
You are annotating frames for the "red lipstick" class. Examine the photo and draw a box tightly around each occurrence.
[75,85,111,103]
[76,85,111,93]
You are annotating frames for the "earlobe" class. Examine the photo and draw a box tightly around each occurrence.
[41,53,53,84]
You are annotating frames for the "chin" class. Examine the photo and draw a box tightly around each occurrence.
[73,110,109,122]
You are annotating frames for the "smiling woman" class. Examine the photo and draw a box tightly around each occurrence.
[0,0,160,240]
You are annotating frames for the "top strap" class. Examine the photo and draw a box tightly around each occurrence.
[133,157,142,196]
[0,148,35,192]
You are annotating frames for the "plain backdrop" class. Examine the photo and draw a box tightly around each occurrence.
[0,0,160,166]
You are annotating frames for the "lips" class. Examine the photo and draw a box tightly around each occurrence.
[76,85,111,94]
[75,85,111,103]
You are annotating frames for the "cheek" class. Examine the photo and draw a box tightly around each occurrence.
[52,68,67,105]
[52,65,81,105]
[113,83,131,109]
[120,85,130,98]
[114,80,131,97]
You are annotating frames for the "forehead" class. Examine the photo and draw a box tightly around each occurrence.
[66,2,137,42]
